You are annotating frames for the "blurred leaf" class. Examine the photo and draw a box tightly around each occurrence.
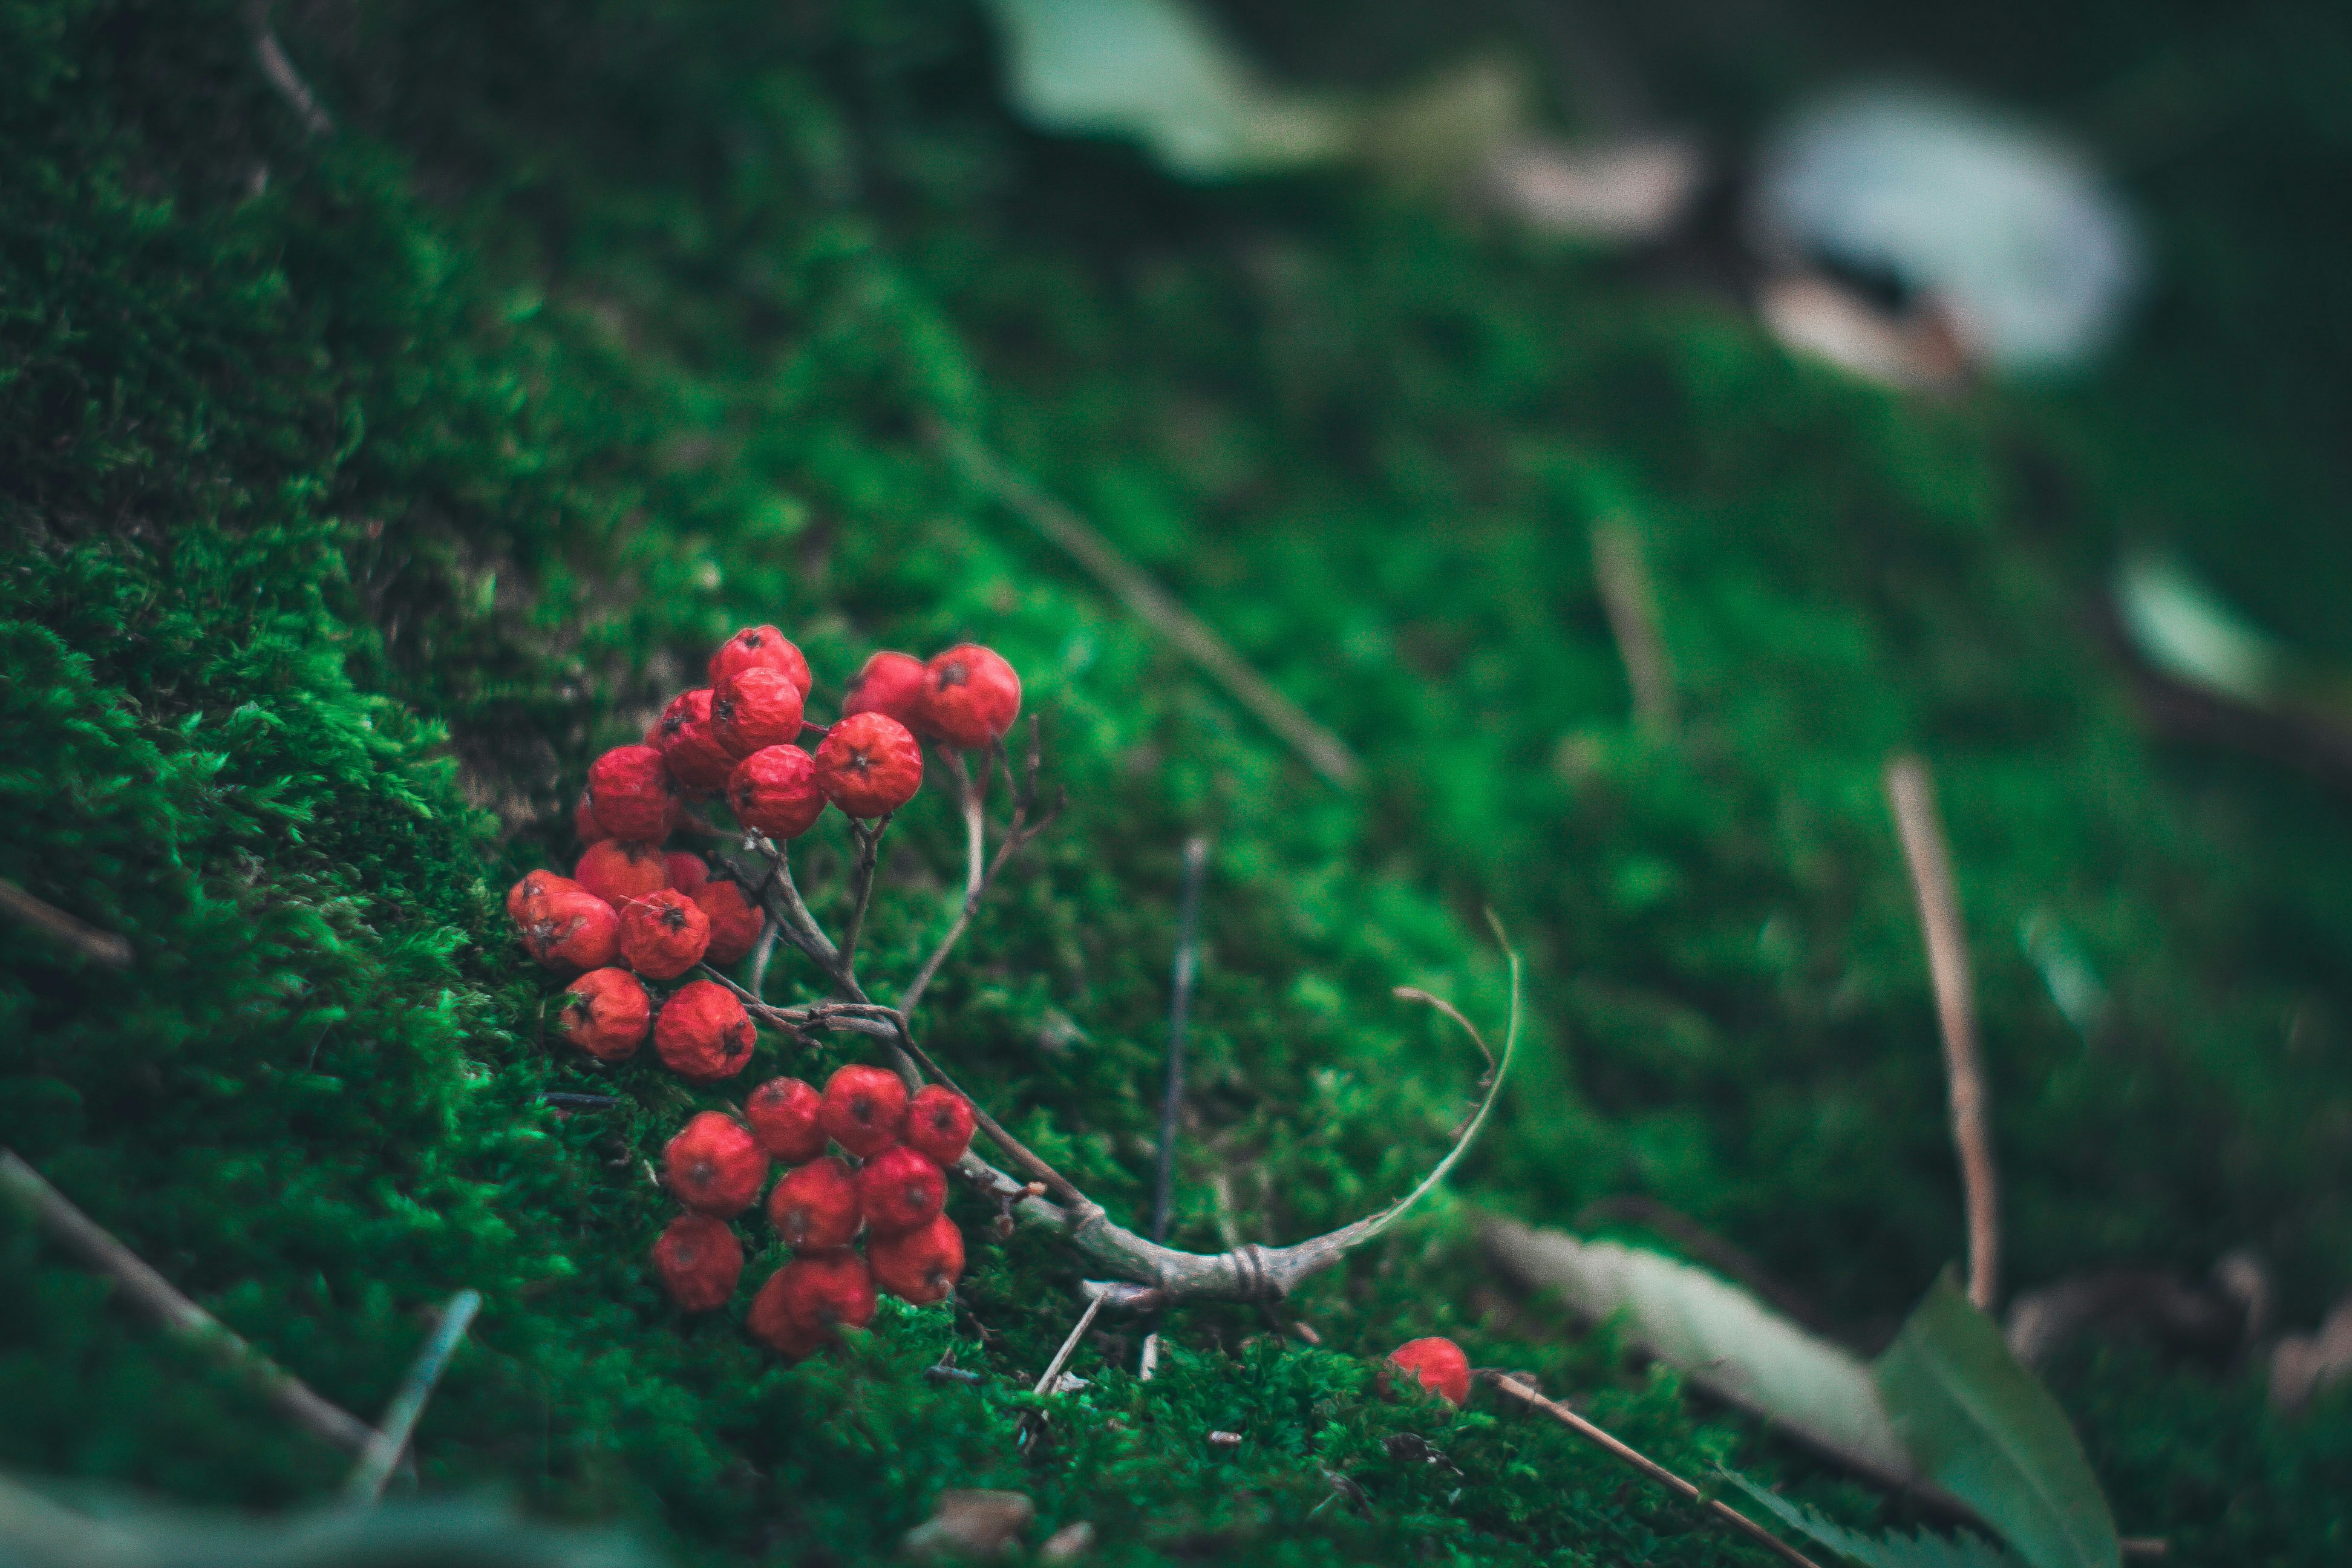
[1722,1469,2022,1568]
[2114,552,2284,705]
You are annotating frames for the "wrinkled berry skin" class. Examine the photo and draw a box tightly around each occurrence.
[574,839,669,910]
[506,869,580,923]
[820,1065,909,1158]
[656,688,737,795]
[745,1077,828,1163]
[869,1214,965,1305]
[842,650,930,730]
[587,745,678,840]
[664,852,710,893]
[904,1085,977,1167]
[709,626,812,698]
[712,667,808,759]
[812,713,923,818]
[766,1156,863,1249]
[519,887,621,971]
[573,794,613,845]
[1387,1338,1471,1408]
[750,1250,877,1360]
[653,979,756,1082]
[857,1144,947,1237]
[619,888,711,980]
[555,967,652,1062]
[664,1111,770,1217]
[653,1212,743,1312]
[728,745,826,840]
[921,644,1021,751]
[691,878,762,966]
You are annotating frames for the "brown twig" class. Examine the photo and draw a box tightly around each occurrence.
[897,718,1062,1021]
[1031,1293,1106,1397]
[1482,1372,1827,1568]
[0,878,132,967]
[1591,520,1677,736]
[0,1149,376,1454]
[1885,756,2001,1312]
[837,815,891,975]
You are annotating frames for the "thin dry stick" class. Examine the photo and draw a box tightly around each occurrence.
[0,1149,376,1454]
[836,815,891,975]
[1590,520,1677,736]
[249,5,333,136]
[344,1289,482,1503]
[1483,1373,1826,1568]
[1151,837,1210,1244]
[1032,1293,1107,1397]
[746,919,782,1001]
[0,877,132,967]
[1885,756,2000,1312]
[947,750,987,903]
[933,423,1362,790]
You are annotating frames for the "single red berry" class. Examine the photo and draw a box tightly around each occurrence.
[812,712,923,818]
[665,852,710,893]
[727,745,827,840]
[904,1085,977,1167]
[664,1111,771,1217]
[505,869,580,923]
[653,978,756,1082]
[618,888,711,980]
[766,1156,863,1249]
[820,1064,908,1158]
[573,793,613,845]
[574,839,669,910]
[709,626,813,698]
[868,1214,965,1305]
[653,1212,743,1312]
[746,1271,829,1361]
[690,878,762,966]
[519,887,621,971]
[842,650,930,730]
[587,745,678,840]
[1387,1338,1471,1408]
[712,667,808,759]
[920,644,1021,751]
[857,1144,947,1238]
[773,1250,878,1333]
[745,1077,828,1162]
[555,967,652,1062]
[655,688,737,795]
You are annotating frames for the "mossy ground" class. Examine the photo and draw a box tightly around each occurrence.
[4,2,2349,1563]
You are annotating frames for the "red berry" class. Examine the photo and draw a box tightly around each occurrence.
[518,886,621,971]
[1387,1338,1471,1408]
[820,1064,908,1158]
[574,839,669,910]
[573,793,613,845]
[920,644,1021,751]
[727,745,826,840]
[746,1272,828,1361]
[664,852,710,893]
[842,650,931,730]
[653,1212,742,1312]
[663,1111,771,1217]
[857,1144,946,1238]
[711,667,808,759]
[618,888,711,980]
[709,626,812,698]
[746,1077,828,1162]
[812,712,923,818]
[653,979,756,1082]
[777,1250,877,1331]
[868,1214,965,1305]
[904,1085,977,1167]
[655,688,737,795]
[766,1156,863,1249]
[587,745,678,840]
[690,878,762,965]
[555,967,652,1062]
[505,869,579,923]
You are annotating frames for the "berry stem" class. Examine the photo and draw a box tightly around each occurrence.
[837,814,890,976]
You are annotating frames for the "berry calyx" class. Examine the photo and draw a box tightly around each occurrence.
[554,967,652,1062]
[1387,1338,1471,1408]
[618,888,711,980]
[711,667,808,759]
[655,688,737,795]
[574,839,669,910]
[664,852,710,893]
[841,651,930,730]
[857,1144,946,1238]
[766,1156,863,1249]
[812,712,923,818]
[820,1064,908,1158]
[745,1077,828,1163]
[904,1085,977,1167]
[587,745,678,840]
[727,745,826,840]
[573,793,613,845]
[653,1212,742,1312]
[868,1214,964,1305]
[920,644,1021,751]
[663,1111,770,1217]
[709,626,812,699]
[690,878,762,966]
[653,979,756,1082]
[506,869,580,923]
[518,886,621,971]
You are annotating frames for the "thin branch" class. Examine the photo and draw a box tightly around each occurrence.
[746,918,781,1001]
[837,815,890,975]
[1885,756,2001,1312]
[946,751,987,904]
[1482,1373,1827,1568]
[1590,520,1677,736]
[249,5,333,137]
[0,877,132,967]
[1393,987,1496,1080]
[1031,1293,1106,1397]
[1152,837,1210,1245]
[0,1149,376,1454]
[897,720,1062,1022]
[344,1290,481,1503]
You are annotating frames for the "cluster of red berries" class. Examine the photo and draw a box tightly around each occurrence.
[652,1065,978,1360]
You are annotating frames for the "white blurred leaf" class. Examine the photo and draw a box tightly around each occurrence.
[2114,552,2284,705]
